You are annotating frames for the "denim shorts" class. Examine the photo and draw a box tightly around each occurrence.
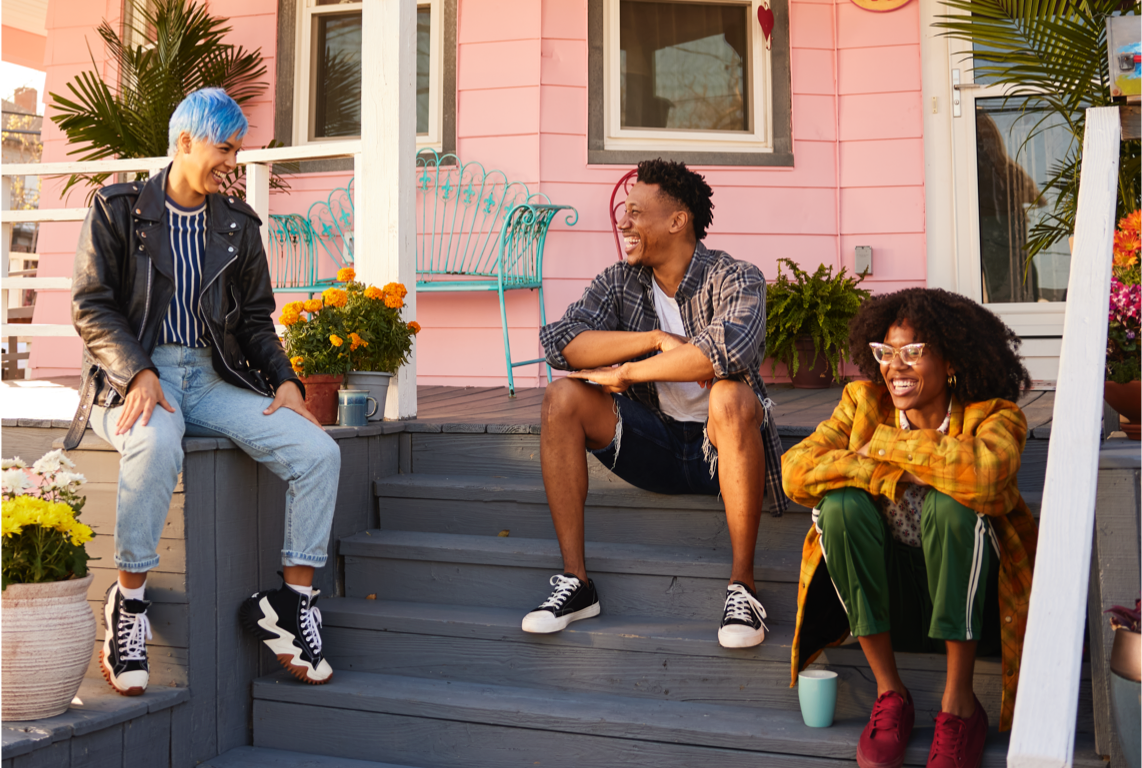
[589,393,765,496]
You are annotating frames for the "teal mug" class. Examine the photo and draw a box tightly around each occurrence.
[798,668,838,727]
[338,389,378,427]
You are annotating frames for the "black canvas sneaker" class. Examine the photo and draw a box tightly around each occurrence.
[100,582,152,696]
[240,578,333,684]
[718,581,769,648]
[521,573,601,633]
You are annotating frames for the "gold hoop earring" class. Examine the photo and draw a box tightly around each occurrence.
[947,373,957,389]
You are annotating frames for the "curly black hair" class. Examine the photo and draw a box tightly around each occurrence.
[848,287,1032,404]
[636,158,714,240]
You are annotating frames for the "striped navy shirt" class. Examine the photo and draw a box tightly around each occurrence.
[157,197,209,348]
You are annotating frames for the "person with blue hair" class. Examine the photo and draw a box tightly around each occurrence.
[67,87,340,696]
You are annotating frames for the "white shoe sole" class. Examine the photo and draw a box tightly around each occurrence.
[718,625,765,648]
[521,601,601,633]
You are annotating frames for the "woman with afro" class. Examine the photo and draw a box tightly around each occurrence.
[783,288,1036,768]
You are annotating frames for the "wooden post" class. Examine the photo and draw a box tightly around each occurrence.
[357,0,418,419]
[245,162,271,253]
[1007,107,1122,768]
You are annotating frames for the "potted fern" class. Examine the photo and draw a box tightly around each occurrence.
[766,258,870,388]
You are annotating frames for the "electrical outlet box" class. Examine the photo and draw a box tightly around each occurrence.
[855,246,873,276]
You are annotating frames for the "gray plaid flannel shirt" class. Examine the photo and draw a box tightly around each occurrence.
[540,242,789,515]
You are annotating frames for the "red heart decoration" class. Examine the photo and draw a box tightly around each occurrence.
[757,4,775,49]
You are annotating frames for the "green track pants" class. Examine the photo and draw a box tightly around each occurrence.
[814,487,999,652]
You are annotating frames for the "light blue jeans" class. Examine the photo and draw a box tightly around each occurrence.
[91,344,340,572]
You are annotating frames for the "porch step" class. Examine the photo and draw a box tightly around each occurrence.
[340,529,801,621]
[251,670,1102,768]
[316,597,1019,726]
[201,745,416,767]
[374,473,802,545]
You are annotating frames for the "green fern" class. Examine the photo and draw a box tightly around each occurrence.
[766,258,871,381]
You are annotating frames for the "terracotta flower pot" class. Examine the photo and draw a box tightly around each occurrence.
[791,337,835,389]
[300,374,345,426]
[2,573,96,721]
[1104,380,1142,441]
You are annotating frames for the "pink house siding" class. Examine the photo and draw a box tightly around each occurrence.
[28,0,926,388]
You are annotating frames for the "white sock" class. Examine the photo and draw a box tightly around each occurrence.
[119,581,146,601]
[286,582,313,599]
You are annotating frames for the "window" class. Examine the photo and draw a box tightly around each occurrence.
[589,0,791,166]
[290,0,454,151]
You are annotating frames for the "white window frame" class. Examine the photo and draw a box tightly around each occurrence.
[602,0,773,154]
[293,0,443,150]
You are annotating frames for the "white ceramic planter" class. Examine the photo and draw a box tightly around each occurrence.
[2,573,97,721]
[345,371,392,421]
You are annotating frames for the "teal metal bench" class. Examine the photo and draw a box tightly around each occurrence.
[267,151,578,395]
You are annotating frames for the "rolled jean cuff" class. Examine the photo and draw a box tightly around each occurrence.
[281,550,327,568]
[115,555,160,573]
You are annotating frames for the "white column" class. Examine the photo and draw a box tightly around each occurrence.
[358,0,418,419]
[1007,107,1122,768]
[245,162,272,253]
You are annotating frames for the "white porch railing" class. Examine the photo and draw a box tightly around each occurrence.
[1007,107,1123,767]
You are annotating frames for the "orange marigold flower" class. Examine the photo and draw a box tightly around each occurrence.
[1120,209,1141,237]
[322,288,348,308]
[290,356,305,373]
[337,267,356,283]
[303,298,323,313]
[349,332,369,351]
[384,293,404,309]
[383,282,408,299]
[364,285,383,300]
[408,321,422,335]
[283,301,305,315]
[280,311,300,327]
[329,334,344,347]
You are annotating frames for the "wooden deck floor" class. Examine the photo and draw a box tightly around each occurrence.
[417,384,1059,438]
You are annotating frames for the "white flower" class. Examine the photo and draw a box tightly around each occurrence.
[45,471,86,491]
[32,449,75,475]
[2,469,31,495]
[1,458,27,470]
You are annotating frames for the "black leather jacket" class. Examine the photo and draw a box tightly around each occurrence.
[65,165,302,448]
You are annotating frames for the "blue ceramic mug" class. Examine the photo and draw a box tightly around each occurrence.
[338,389,378,427]
[798,668,838,727]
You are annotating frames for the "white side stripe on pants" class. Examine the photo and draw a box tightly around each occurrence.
[964,515,987,641]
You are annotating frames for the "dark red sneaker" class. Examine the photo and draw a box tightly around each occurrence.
[926,696,988,768]
[857,689,915,768]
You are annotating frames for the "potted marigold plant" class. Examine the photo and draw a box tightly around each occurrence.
[338,269,420,421]
[766,258,871,388]
[280,274,354,425]
[2,451,97,721]
[1106,599,1141,768]
[1105,210,1141,440]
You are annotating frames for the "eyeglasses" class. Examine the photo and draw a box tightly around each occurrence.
[869,342,927,366]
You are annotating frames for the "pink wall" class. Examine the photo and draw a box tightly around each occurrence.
[29,0,926,388]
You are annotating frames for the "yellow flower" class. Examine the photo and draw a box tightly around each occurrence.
[280,311,301,327]
[303,298,323,313]
[290,355,305,373]
[283,301,305,315]
[408,321,421,335]
[329,334,344,347]
[337,267,356,283]
[364,285,383,300]
[322,288,348,308]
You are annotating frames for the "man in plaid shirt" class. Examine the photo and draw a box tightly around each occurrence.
[522,159,787,648]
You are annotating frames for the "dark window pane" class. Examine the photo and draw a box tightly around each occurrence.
[314,13,362,138]
[619,1,748,131]
[975,98,1072,303]
[417,7,431,134]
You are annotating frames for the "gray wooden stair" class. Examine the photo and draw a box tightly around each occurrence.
[341,529,801,621]
[200,745,417,766]
[250,670,1102,768]
[374,473,802,545]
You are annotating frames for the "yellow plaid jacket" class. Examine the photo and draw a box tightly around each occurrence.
[782,381,1037,731]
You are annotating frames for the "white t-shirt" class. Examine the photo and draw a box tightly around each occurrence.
[651,278,710,423]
